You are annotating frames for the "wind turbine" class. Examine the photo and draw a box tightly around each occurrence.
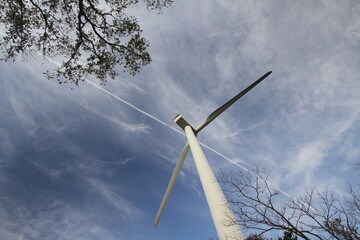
[154,71,272,240]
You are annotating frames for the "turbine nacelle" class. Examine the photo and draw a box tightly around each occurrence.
[174,114,195,133]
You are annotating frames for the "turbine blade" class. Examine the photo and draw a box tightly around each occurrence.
[154,142,190,227]
[195,71,272,133]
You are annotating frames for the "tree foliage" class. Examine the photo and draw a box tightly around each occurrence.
[219,165,359,240]
[0,0,173,85]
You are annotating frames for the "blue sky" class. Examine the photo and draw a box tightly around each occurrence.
[1,0,360,239]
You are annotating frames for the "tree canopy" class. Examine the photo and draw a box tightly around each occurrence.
[0,0,173,85]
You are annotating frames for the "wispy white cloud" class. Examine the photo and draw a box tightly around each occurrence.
[85,106,152,134]
[0,199,123,240]
[120,156,135,165]
[288,140,328,178]
[86,178,142,218]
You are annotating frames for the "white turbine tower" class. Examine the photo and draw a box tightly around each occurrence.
[154,71,272,240]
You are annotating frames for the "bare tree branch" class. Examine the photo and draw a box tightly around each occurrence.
[218,165,360,240]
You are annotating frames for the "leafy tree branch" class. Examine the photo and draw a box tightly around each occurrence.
[0,0,174,86]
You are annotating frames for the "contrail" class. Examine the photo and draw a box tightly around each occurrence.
[86,80,253,171]
[86,81,249,168]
